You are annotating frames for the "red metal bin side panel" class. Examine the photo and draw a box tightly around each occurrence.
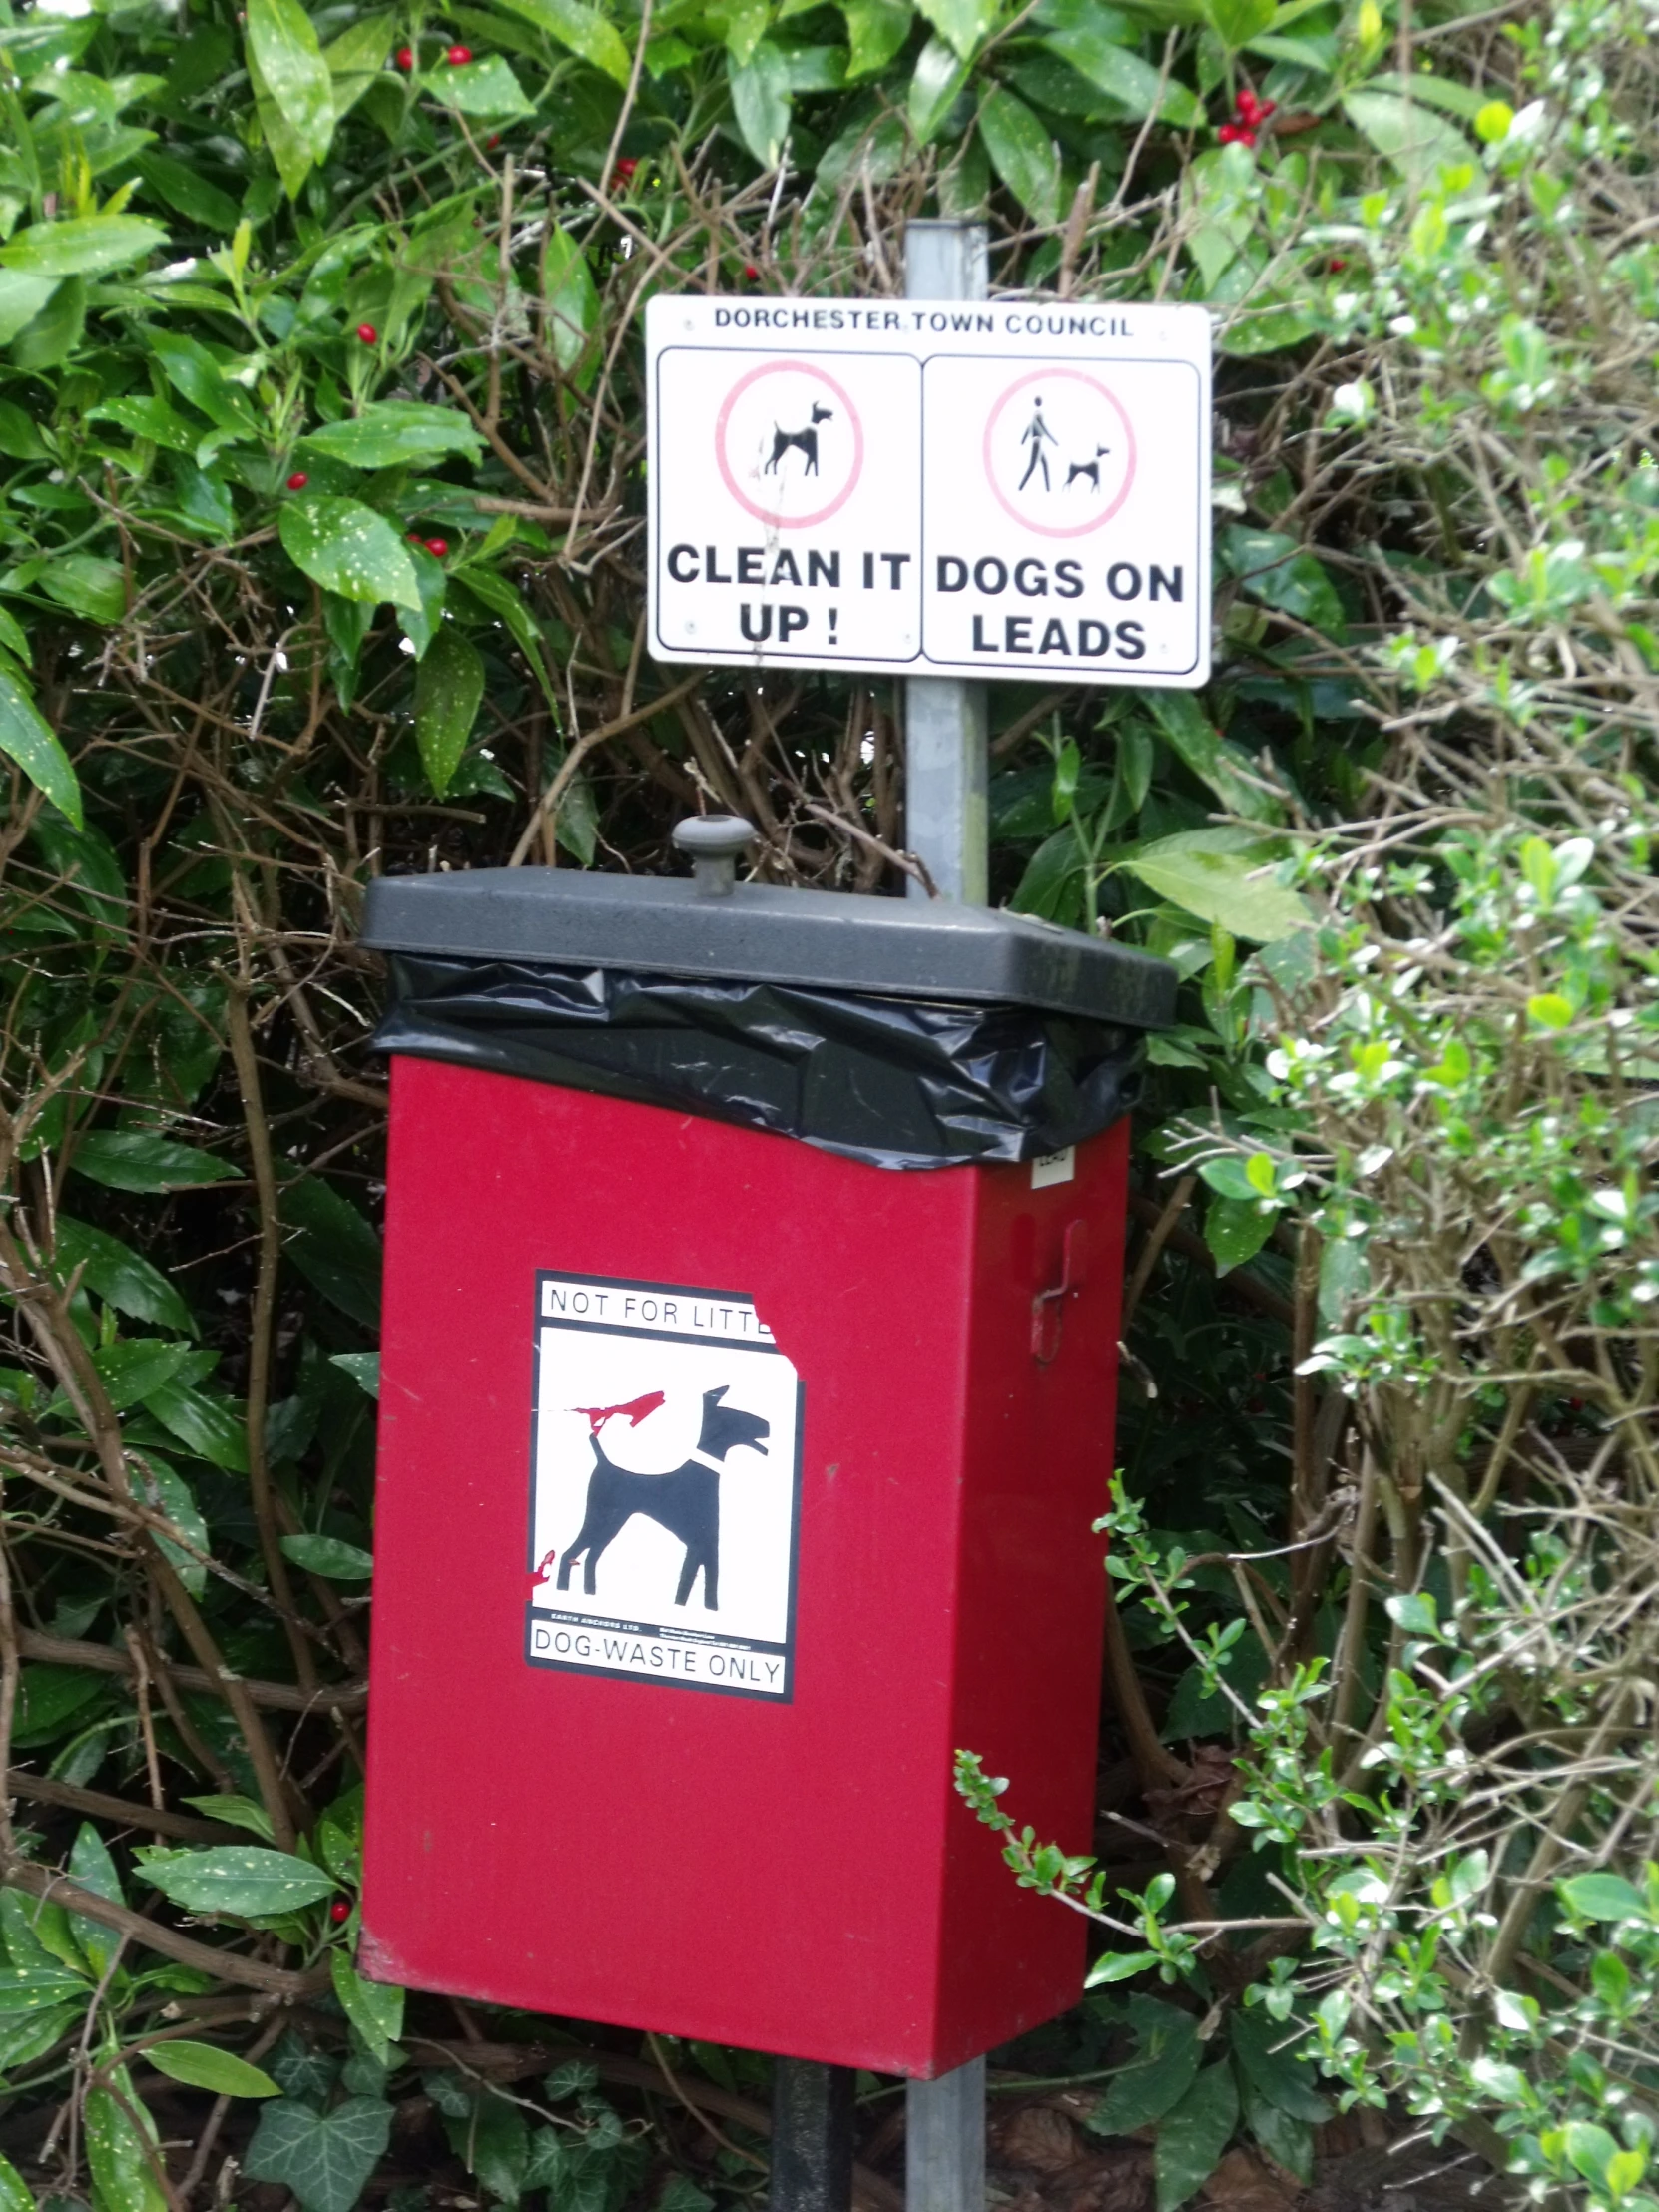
[366,1057,1037,2073]
[927,1121,1131,2069]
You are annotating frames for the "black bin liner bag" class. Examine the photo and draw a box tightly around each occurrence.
[374,954,1144,1172]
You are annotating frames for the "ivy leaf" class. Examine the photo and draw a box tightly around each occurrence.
[71,1133,235,1192]
[300,401,484,470]
[246,0,335,168]
[330,1951,404,2063]
[279,494,421,609]
[415,625,485,797]
[149,2040,283,2097]
[1089,1998,1201,2134]
[1229,2011,1329,2125]
[0,658,82,828]
[1154,2063,1238,2210]
[729,42,792,167]
[487,0,632,83]
[244,2095,394,2212]
[0,216,168,277]
[1239,2076,1314,2185]
[281,1534,373,1580]
[978,88,1060,225]
[138,1846,336,1919]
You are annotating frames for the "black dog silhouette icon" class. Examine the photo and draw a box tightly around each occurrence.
[554,1385,769,1610]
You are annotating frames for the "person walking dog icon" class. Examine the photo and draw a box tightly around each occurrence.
[1017,396,1058,491]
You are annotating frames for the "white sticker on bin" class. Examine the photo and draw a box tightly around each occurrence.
[1031,1146,1076,1189]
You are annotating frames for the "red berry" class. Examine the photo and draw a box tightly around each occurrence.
[395,43,414,68]
[286,471,308,489]
[408,531,426,544]
[330,1899,351,1924]
[1219,123,1256,146]
[356,322,377,343]
[744,263,758,280]
[1327,257,1349,273]
[424,536,448,557]
[1236,90,1260,120]
[445,43,472,62]
[613,157,638,184]
[486,134,501,148]
[1259,97,1277,118]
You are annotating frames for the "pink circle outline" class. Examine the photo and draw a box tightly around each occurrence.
[715,360,864,531]
[982,369,1138,540]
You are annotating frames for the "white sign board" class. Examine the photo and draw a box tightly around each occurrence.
[646,296,1210,688]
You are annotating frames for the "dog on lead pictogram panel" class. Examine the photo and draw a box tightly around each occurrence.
[548,1386,769,1611]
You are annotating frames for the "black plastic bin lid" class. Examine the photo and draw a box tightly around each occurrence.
[360,863,1176,1029]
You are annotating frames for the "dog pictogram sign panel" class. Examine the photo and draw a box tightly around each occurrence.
[527,1272,803,1699]
[646,296,1210,688]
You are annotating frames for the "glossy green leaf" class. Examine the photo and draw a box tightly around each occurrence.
[244,2096,394,2212]
[1239,2076,1313,2186]
[415,624,485,796]
[730,41,792,167]
[0,216,168,278]
[487,0,632,82]
[424,52,534,114]
[913,0,993,60]
[442,2086,528,2204]
[246,0,335,166]
[324,12,395,112]
[1205,0,1273,47]
[67,1822,125,1980]
[843,0,912,76]
[543,225,599,378]
[71,1133,235,1192]
[12,1665,106,1750]
[1155,2063,1238,2211]
[301,400,484,470]
[0,1960,91,2011]
[1343,89,1471,185]
[142,1380,250,1472]
[184,1794,277,1840]
[278,494,421,609]
[1205,1194,1276,1274]
[1222,526,1346,639]
[1120,830,1310,941]
[1039,29,1200,123]
[138,1846,336,1918]
[0,658,82,827]
[82,1339,200,1413]
[53,1219,195,1336]
[38,554,126,624]
[0,2150,35,2212]
[135,153,242,233]
[908,35,968,141]
[280,1177,382,1327]
[1558,1872,1646,1923]
[978,88,1060,225]
[92,393,202,452]
[85,2076,169,2212]
[1147,690,1280,822]
[0,272,59,346]
[330,1950,404,2061]
[136,1456,212,1599]
[281,1533,373,1580]
[148,2040,283,2097]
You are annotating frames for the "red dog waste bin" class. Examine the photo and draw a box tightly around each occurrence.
[359,818,1174,2078]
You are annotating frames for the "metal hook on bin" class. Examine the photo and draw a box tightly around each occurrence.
[673,814,757,897]
[1031,1219,1088,1365]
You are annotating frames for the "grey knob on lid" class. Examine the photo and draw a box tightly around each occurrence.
[672,815,756,898]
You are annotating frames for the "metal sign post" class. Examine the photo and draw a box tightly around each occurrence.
[901,219,989,906]
[902,213,991,2212]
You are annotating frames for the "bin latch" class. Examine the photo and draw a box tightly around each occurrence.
[1032,1219,1088,1365]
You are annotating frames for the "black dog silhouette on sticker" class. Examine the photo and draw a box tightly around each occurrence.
[764,404,832,480]
[554,1386,769,1610]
